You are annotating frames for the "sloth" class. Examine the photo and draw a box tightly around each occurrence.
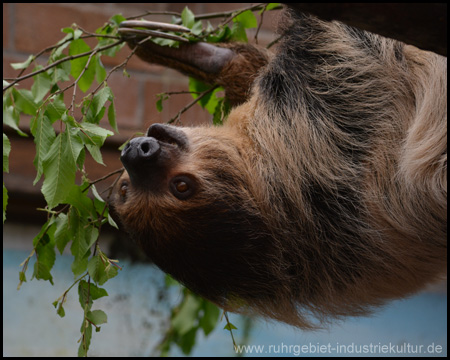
[113,9,447,328]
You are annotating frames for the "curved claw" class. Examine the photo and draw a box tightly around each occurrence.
[120,20,191,33]
[118,28,190,43]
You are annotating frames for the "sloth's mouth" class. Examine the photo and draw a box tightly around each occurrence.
[147,123,188,150]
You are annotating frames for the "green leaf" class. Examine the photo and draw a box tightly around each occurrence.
[64,184,96,218]
[265,3,281,12]
[33,260,54,284]
[88,86,112,119]
[178,328,198,355]
[181,7,195,29]
[51,33,74,59]
[3,133,11,173]
[172,293,202,335]
[68,212,92,277]
[78,280,109,313]
[79,122,113,145]
[207,26,232,43]
[107,100,117,132]
[69,39,95,92]
[54,213,70,254]
[78,320,92,357]
[32,69,53,103]
[223,322,238,331]
[49,55,71,83]
[87,255,108,285]
[188,78,213,108]
[199,301,220,336]
[156,93,169,112]
[10,55,35,70]
[233,10,257,29]
[31,113,56,185]
[110,14,127,27]
[56,303,66,318]
[230,22,248,42]
[87,309,107,326]
[3,103,27,137]
[13,88,40,116]
[95,55,107,84]
[78,122,113,165]
[44,96,67,123]
[41,128,83,209]
[34,235,56,285]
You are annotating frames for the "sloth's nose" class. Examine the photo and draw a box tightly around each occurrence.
[147,123,189,150]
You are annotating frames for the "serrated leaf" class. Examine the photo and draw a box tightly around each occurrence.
[31,114,56,185]
[69,212,91,277]
[36,236,56,270]
[32,70,53,103]
[90,86,112,118]
[33,259,54,285]
[49,55,71,83]
[64,184,96,218]
[78,280,109,311]
[41,128,83,209]
[13,88,40,115]
[69,39,95,92]
[70,218,98,264]
[107,100,117,132]
[87,255,108,285]
[44,96,67,122]
[80,122,113,145]
[54,213,70,254]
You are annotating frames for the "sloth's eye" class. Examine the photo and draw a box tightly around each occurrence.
[170,175,196,200]
[120,182,128,199]
[175,180,189,193]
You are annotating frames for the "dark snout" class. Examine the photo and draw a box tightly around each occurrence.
[120,123,188,188]
[120,137,161,187]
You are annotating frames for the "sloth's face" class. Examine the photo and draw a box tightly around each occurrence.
[113,124,276,306]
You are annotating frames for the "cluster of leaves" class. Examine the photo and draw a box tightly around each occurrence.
[3,14,126,357]
[3,3,280,356]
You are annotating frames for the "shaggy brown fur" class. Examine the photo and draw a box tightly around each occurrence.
[114,10,447,328]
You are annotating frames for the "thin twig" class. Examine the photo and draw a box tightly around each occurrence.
[3,39,124,92]
[167,85,219,124]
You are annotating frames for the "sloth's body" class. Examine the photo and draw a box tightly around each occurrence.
[114,11,447,328]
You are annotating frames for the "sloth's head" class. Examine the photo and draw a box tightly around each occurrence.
[113,123,282,311]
